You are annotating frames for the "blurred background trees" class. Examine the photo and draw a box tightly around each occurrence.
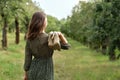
[0,0,120,60]
[61,0,120,60]
[0,0,60,48]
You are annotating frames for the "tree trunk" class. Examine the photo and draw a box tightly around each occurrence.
[2,17,7,48]
[15,16,19,44]
[101,38,108,55]
[108,42,116,60]
[101,44,107,55]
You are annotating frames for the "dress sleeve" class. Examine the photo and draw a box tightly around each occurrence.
[60,42,71,50]
[24,40,32,71]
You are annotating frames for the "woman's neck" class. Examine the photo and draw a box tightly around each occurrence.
[40,30,45,33]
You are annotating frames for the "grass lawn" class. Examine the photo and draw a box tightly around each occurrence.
[0,33,120,80]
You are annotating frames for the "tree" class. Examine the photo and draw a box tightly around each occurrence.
[0,0,30,47]
[65,1,95,44]
[106,0,120,60]
[0,0,42,47]
[0,0,9,48]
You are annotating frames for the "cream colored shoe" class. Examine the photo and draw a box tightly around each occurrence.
[53,32,61,51]
[48,31,54,48]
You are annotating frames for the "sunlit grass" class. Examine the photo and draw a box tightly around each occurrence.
[53,38,120,80]
[0,33,120,80]
[0,33,25,80]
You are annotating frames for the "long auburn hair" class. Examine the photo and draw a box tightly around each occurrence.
[27,11,46,40]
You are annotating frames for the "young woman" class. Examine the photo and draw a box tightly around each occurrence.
[24,11,69,80]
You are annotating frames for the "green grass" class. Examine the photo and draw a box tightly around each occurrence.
[0,33,120,80]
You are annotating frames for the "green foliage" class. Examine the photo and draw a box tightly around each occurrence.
[61,1,95,44]
[60,18,71,36]
[0,0,43,32]
[61,0,120,59]
[46,15,60,32]
[0,0,60,33]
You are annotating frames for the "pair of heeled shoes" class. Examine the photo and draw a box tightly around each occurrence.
[48,31,61,51]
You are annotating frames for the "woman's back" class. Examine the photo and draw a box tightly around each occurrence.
[28,33,53,58]
[25,33,54,80]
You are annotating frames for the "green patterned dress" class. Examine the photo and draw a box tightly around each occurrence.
[24,33,54,80]
[24,33,70,80]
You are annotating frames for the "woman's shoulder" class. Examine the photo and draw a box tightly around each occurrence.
[38,33,48,40]
[28,33,48,43]
[43,33,48,37]
[37,33,48,41]
[39,33,48,37]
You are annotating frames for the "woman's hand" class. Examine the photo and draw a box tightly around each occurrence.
[24,71,28,80]
[57,32,68,44]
